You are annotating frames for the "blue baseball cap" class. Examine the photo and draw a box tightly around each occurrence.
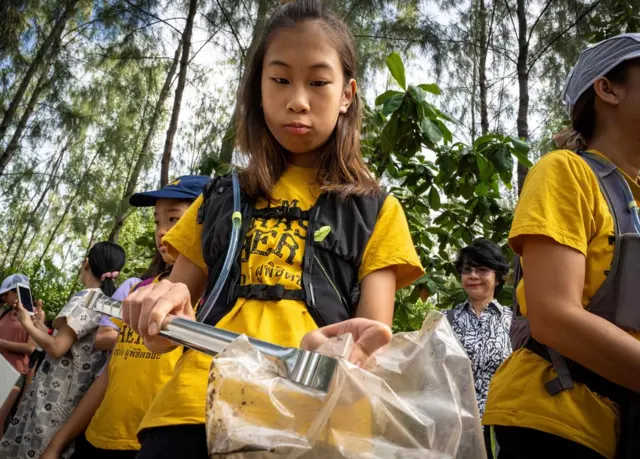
[0,273,29,295]
[129,175,211,207]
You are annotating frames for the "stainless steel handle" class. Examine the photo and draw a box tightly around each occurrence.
[85,289,294,360]
[160,317,293,359]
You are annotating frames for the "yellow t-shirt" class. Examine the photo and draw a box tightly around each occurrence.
[139,165,424,432]
[483,149,640,459]
[85,278,183,450]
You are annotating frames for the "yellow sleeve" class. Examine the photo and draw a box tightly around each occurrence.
[162,195,207,272]
[359,195,424,290]
[509,150,599,257]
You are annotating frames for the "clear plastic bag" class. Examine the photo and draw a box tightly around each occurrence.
[206,311,486,459]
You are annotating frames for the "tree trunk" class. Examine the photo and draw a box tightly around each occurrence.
[478,0,489,136]
[160,0,198,186]
[218,0,271,165]
[0,66,53,173]
[0,0,78,150]
[110,42,181,242]
[7,143,67,269]
[516,0,529,194]
[37,149,100,268]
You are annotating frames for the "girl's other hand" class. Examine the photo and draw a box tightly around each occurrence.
[34,299,45,324]
[122,279,196,353]
[12,300,31,326]
[300,318,393,367]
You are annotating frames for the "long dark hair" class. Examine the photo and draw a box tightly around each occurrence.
[235,0,379,200]
[87,241,126,296]
[140,250,168,280]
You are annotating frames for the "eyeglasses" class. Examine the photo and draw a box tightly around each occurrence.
[461,266,493,276]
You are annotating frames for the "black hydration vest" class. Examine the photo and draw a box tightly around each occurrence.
[196,174,387,328]
[510,151,640,458]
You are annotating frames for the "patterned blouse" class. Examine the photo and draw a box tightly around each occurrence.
[449,300,512,418]
[0,289,106,459]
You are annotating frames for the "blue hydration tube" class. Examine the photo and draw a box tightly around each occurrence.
[197,169,242,323]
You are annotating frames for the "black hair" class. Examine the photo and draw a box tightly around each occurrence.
[455,238,509,295]
[87,241,126,296]
[140,250,168,280]
[572,58,640,142]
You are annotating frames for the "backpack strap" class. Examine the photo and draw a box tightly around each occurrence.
[578,151,639,234]
[511,256,523,317]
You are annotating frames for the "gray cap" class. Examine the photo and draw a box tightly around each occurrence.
[562,33,640,117]
[0,273,29,295]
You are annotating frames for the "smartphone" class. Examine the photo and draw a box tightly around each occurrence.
[16,283,34,316]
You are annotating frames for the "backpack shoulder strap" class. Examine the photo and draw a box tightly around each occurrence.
[577,151,637,235]
[512,255,523,317]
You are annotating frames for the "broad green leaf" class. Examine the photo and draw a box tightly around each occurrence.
[509,144,534,168]
[436,120,453,143]
[429,187,441,209]
[461,227,473,245]
[435,108,459,124]
[380,114,400,153]
[381,94,403,116]
[420,118,443,144]
[508,136,531,154]
[420,101,438,119]
[475,182,489,197]
[474,134,497,149]
[476,155,492,182]
[418,83,442,95]
[386,52,406,90]
[375,90,403,107]
[407,85,427,102]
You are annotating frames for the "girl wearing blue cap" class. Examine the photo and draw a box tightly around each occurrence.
[483,34,640,459]
[40,175,209,459]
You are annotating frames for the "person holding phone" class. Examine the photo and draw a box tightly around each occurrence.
[0,273,36,432]
[0,242,126,459]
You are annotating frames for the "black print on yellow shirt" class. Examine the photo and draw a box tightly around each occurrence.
[240,200,307,287]
[114,324,162,360]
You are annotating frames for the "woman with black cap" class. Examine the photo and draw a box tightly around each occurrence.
[483,34,640,459]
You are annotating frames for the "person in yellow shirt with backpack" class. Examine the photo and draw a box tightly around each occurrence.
[483,34,640,459]
[120,2,424,457]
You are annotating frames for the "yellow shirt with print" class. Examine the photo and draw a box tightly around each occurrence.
[483,149,640,459]
[139,165,424,434]
[85,278,183,450]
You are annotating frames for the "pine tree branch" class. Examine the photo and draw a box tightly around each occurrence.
[122,0,183,35]
[211,0,246,59]
[527,0,555,46]
[353,33,518,65]
[502,0,520,39]
[527,0,601,73]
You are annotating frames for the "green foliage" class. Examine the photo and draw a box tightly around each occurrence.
[366,53,524,332]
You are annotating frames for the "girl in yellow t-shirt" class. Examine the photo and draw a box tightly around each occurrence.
[122,1,423,458]
[40,175,211,459]
[483,35,640,459]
